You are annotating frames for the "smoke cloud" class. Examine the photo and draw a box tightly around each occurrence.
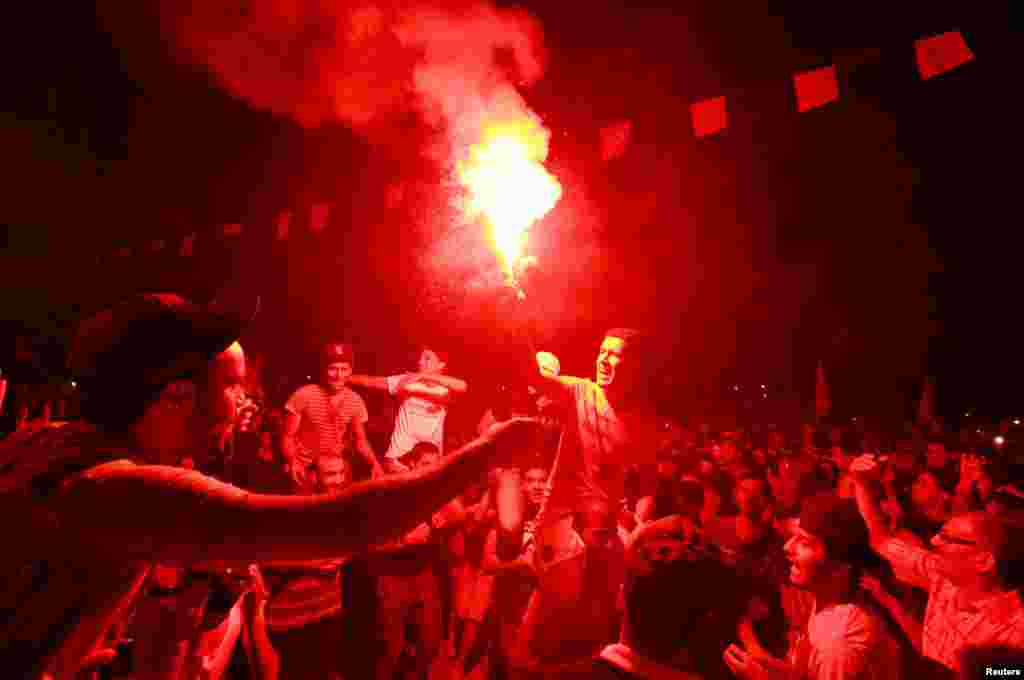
[160,0,547,158]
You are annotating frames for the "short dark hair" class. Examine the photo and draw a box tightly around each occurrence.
[604,327,647,349]
[419,346,449,365]
[625,519,749,667]
[403,442,441,467]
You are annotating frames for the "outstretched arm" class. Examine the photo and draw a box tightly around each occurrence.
[347,375,390,391]
[56,419,539,567]
[416,373,468,394]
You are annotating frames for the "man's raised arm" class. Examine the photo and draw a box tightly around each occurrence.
[532,351,573,402]
[55,418,539,567]
[849,454,893,549]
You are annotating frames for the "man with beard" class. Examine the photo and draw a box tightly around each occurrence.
[724,494,902,680]
[705,475,783,579]
[0,293,538,680]
[281,342,383,489]
[261,456,356,680]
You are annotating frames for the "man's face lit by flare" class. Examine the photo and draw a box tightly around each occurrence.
[784,524,830,588]
[596,335,629,389]
[523,467,548,506]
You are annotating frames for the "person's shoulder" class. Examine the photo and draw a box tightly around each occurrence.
[289,384,321,400]
[341,386,367,404]
[811,602,885,646]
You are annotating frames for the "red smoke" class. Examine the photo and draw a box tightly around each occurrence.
[158,0,547,155]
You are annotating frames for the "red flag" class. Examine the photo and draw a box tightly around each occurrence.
[221,223,243,238]
[914,31,974,80]
[275,210,292,241]
[793,65,839,112]
[690,96,728,138]
[599,120,632,161]
[815,359,831,420]
[114,247,131,258]
[180,233,196,257]
[310,203,330,234]
[149,239,166,253]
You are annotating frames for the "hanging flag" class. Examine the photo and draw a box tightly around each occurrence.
[793,65,839,112]
[275,210,292,241]
[114,247,131,258]
[180,232,197,257]
[221,223,243,238]
[690,96,728,138]
[815,359,831,421]
[599,120,633,161]
[149,239,166,253]
[310,202,331,234]
[914,31,974,80]
[917,376,935,425]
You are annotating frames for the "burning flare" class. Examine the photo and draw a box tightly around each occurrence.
[456,116,561,283]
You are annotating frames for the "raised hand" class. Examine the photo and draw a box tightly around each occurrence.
[848,454,882,486]
[536,351,561,378]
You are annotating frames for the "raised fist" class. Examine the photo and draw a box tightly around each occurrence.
[536,351,561,378]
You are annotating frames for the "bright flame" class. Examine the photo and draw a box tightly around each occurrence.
[457,117,561,282]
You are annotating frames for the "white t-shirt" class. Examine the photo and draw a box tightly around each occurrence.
[383,374,449,460]
[791,602,903,680]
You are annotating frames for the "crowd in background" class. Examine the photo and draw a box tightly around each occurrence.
[3,309,1024,680]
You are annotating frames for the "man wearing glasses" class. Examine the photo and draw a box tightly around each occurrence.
[849,454,1024,674]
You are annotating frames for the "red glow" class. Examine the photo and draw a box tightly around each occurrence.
[456,117,562,282]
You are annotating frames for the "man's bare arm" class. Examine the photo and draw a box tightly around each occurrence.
[416,373,468,394]
[531,352,573,403]
[351,419,383,477]
[279,412,301,468]
[347,375,390,391]
[56,419,538,566]
[849,455,893,549]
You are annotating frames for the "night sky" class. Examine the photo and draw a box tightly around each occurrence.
[1,1,1017,429]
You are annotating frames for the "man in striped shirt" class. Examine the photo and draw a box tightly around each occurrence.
[282,342,383,490]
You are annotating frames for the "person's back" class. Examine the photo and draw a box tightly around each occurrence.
[0,424,155,679]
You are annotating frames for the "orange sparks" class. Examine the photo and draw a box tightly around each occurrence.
[457,116,562,282]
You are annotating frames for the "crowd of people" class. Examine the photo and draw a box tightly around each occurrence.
[2,292,1023,680]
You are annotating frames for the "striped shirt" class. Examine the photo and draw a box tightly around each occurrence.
[880,536,1024,673]
[284,385,367,468]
